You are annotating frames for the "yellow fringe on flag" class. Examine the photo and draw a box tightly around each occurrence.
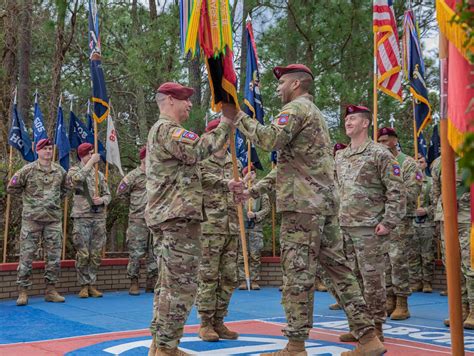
[184,0,202,57]
[447,117,466,152]
[471,223,474,268]
[436,0,473,63]
[220,0,233,50]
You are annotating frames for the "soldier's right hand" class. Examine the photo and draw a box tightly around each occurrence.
[222,103,239,121]
[243,171,256,184]
[228,179,244,193]
[90,153,101,164]
[375,223,390,236]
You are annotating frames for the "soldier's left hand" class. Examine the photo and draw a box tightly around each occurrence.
[228,179,244,193]
[234,190,250,204]
[247,211,256,219]
[415,208,427,216]
[221,103,239,121]
[375,223,390,236]
[92,196,103,205]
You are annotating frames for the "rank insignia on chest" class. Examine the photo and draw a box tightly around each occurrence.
[392,164,401,176]
[277,113,289,126]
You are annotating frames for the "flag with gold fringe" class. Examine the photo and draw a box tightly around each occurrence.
[181,0,238,112]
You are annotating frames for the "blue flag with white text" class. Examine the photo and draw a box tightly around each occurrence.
[55,105,71,171]
[8,103,35,162]
[32,94,48,158]
[68,110,106,162]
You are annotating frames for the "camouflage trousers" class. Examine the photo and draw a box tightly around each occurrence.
[72,217,106,286]
[238,229,264,282]
[408,224,435,285]
[149,218,201,349]
[280,212,374,341]
[126,218,158,280]
[385,218,412,297]
[196,233,238,319]
[17,220,62,288]
[440,222,474,305]
[342,226,387,324]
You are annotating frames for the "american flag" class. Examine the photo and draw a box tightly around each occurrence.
[373,0,402,102]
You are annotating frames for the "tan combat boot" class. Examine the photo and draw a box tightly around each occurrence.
[390,296,410,320]
[251,282,261,290]
[339,332,357,342]
[155,347,191,355]
[16,287,28,306]
[198,317,219,342]
[238,281,247,290]
[146,276,157,293]
[329,302,341,310]
[213,318,239,339]
[78,285,89,298]
[385,295,396,316]
[440,290,448,296]
[422,281,433,293]
[341,330,386,356]
[464,308,474,329]
[410,282,423,292]
[314,281,327,292]
[129,278,140,296]
[148,338,156,356]
[88,285,103,297]
[375,322,384,342]
[260,340,307,356]
[444,303,469,326]
[45,284,65,303]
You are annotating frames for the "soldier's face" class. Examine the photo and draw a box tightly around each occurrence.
[81,151,93,164]
[344,114,368,137]
[417,155,427,169]
[174,97,193,122]
[377,135,397,150]
[37,145,53,161]
[276,75,295,104]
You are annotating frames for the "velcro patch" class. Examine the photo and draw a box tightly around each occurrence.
[172,128,199,144]
[276,113,290,126]
[392,164,401,176]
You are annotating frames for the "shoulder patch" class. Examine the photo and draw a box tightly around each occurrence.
[10,175,18,186]
[415,171,423,181]
[118,181,128,192]
[392,163,401,177]
[171,128,199,144]
[276,112,290,126]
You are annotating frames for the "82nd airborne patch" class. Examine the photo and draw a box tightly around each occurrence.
[392,164,401,176]
[172,128,199,144]
[276,113,290,126]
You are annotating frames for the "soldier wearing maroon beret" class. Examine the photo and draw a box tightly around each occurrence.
[377,126,423,320]
[146,81,239,353]
[7,138,70,306]
[117,146,158,296]
[67,142,111,299]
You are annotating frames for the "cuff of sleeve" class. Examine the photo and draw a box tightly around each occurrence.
[222,179,231,192]
[235,111,248,127]
[249,187,260,199]
[381,220,396,231]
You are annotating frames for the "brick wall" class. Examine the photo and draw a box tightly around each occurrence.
[0,257,447,300]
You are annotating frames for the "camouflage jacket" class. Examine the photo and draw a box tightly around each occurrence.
[7,161,69,222]
[243,193,271,232]
[236,94,339,215]
[67,162,111,218]
[117,166,147,220]
[145,114,231,228]
[413,174,435,227]
[396,152,423,218]
[335,139,405,229]
[432,157,471,223]
[200,153,239,235]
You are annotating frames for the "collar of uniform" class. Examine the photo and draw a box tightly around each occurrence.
[210,152,231,165]
[346,138,372,157]
[159,113,181,126]
[293,93,313,102]
[35,160,54,173]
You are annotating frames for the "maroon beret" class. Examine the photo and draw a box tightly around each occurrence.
[36,138,53,151]
[333,143,347,155]
[377,127,398,138]
[157,82,194,100]
[77,143,94,159]
[205,118,221,132]
[273,64,314,80]
[242,163,255,176]
[345,104,371,117]
[139,146,146,160]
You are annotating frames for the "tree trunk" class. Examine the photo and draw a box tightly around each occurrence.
[286,0,298,64]
[149,0,157,20]
[17,0,32,122]
[136,86,148,143]
[188,57,202,108]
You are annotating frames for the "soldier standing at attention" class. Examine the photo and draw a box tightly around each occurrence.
[238,164,271,291]
[377,127,422,320]
[145,82,235,356]
[225,64,385,356]
[196,118,240,342]
[7,138,69,306]
[335,106,405,343]
[117,147,158,296]
[411,153,435,293]
[68,142,111,299]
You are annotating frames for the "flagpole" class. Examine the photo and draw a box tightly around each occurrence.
[271,161,277,257]
[439,32,464,355]
[230,128,251,291]
[247,141,252,213]
[373,33,378,141]
[3,146,14,263]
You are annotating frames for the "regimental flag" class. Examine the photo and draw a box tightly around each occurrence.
[234,130,263,170]
[9,102,35,162]
[86,100,94,132]
[105,114,124,176]
[68,109,106,161]
[427,123,440,169]
[373,0,403,101]
[32,92,48,158]
[417,132,428,158]
[403,9,432,135]
[88,0,109,124]
[54,101,71,171]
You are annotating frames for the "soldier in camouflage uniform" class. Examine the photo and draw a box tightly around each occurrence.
[117,147,158,296]
[67,143,111,299]
[238,164,271,290]
[432,156,474,328]
[145,83,234,356]
[378,127,422,320]
[225,64,385,356]
[335,106,405,343]
[410,154,435,293]
[7,138,69,306]
[195,118,241,342]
